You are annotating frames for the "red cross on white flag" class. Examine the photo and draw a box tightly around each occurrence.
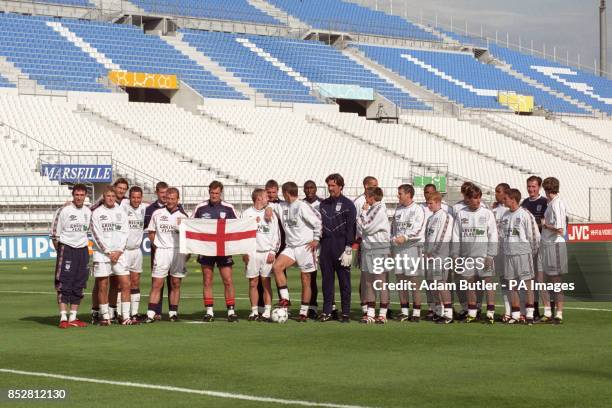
[179,218,257,256]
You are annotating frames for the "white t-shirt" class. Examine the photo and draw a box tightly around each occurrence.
[125,203,147,250]
[148,207,188,249]
[242,206,280,253]
[501,207,540,256]
[90,204,129,262]
[541,195,568,243]
[271,200,322,247]
[50,203,91,248]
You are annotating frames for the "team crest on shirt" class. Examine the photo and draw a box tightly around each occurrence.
[160,216,168,221]
[335,203,342,212]
[200,213,211,219]
[65,261,71,271]
[537,205,542,211]
[69,215,77,221]
[461,218,468,224]
[220,211,226,219]
[100,215,108,221]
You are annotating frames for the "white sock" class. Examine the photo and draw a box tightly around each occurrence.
[206,307,214,316]
[468,309,477,318]
[544,307,552,318]
[511,311,520,320]
[367,307,375,318]
[263,305,272,318]
[279,288,290,300]
[117,293,122,313]
[555,311,563,320]
[130,293,140,316]
[250,306,258,316]
[444,308,453,319]
[299,304,309,316]
[503,293,511,316]
[146,309,156,319]
[401,307,409,315]
[412,308,421,317]
[109,306,116,319]
[227,308,236,316]
[361,304,368,314]
[379,307,387,317]
[121,302,130,320]
[100,304,110,320]
[69,311,77,321]
[60,311,68,321]
[526,307,534,319]
[169,310,177,318]
[486,310,494,319]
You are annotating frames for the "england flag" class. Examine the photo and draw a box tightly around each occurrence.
[179,218,257,256]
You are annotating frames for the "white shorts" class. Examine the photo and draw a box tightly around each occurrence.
[281,245,317,273]
[456,256,494,278]
[392,246,424,276]
[360,248,389,275]
[92,256,128,278]
[246,252,274,278]
[538,242,568,276]
[504,254,535,281]
[152,247,187,279]
[124,248,143,273]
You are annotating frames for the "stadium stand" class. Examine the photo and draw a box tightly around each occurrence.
[487,44,612,115]
[129,0,283,25]
[39,0,94,7]
[266,0,438,41]
[180,29,427,107]
[561,117,612,143]
[0,13,108,92]
[0,74,15,88]
[355,44,588,114]
[180,30,318,103]
[59,18,247,100]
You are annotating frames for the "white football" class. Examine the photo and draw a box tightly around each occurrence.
[271,308,288,323]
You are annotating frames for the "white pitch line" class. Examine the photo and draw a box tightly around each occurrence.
[0,368,374,408]
[1,291,611,312]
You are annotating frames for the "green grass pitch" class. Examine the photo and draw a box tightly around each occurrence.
[1,258,611,408]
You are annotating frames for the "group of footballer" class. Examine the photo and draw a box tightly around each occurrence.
[50,173,568,327]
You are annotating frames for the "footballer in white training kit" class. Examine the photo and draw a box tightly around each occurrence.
[424,191,456,324]
[145,187,188,323]
[90,185,131,325]
[357,186,391,324]
[269,181,322,322]
[452,185,499,324]
[391,184,426,323]
[501,188,540,325]
[242,188,280,321]
[124,185,147,320]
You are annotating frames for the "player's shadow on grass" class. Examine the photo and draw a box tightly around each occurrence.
[20,315,61,326]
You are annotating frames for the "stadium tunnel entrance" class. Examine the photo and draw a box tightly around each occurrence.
[125,87,172,103]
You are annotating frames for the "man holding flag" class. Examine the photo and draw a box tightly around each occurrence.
[189,181,242,323]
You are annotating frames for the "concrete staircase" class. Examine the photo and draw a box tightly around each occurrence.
[0,56,45,92]
[246,0,310,31]
[557,118,612,148]
[473,114,610,174]
[161,33,267,103]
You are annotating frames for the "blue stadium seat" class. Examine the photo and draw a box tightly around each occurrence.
[267,0,438,41]
[438,29,611,114]
[130,0,283,25]
[356,44,588,114]
[0,74,15,88]
[0,13,108,93]
[37,0,94,7]
[181,29,429,108]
